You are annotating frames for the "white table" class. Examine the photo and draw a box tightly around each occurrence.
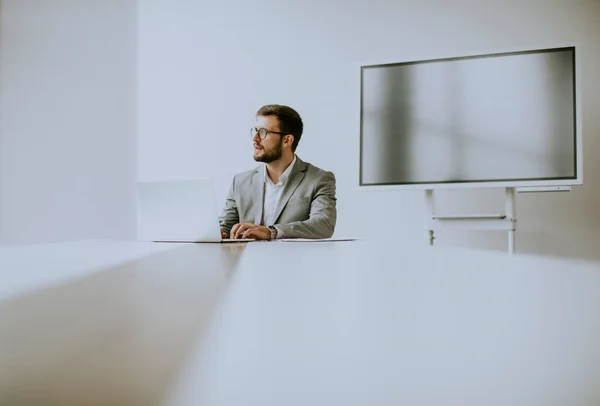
[1,240,600,406]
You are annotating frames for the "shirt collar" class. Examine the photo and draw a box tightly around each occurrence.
[264,154,297,185]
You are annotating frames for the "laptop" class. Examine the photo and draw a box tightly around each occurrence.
[136,177,254,243]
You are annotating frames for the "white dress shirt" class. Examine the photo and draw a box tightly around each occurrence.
[262,155,297,238]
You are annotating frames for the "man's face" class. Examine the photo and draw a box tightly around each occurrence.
[253,115,283,163]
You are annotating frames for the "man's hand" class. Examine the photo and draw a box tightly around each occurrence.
[230,223,271,240]
[221,230,228,239]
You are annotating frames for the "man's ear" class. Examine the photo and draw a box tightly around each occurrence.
[284,134,295,149]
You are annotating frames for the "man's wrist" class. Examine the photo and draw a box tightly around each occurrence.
[267,225,284,240]
[267,225,277,240]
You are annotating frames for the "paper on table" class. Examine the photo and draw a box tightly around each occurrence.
[276,238,358,242]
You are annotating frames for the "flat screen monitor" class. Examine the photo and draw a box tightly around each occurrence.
[359,46,581,189]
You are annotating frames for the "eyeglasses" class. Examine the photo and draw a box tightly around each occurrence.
[251,127,288,140]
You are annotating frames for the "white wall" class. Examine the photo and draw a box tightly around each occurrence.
[138,0,600,259]
[0,0,138,244]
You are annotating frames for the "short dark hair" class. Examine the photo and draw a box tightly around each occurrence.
[256,104,303,152]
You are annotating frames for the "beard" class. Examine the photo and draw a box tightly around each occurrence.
[254,139,283,163]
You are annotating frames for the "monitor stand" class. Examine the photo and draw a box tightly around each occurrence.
[425,187,517,255]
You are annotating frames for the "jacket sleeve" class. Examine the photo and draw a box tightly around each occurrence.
[274,171,337,239]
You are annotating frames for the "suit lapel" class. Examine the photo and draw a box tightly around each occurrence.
[252,168,264,225]
[272,157,307,224]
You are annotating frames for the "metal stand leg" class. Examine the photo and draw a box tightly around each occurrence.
[425,190,434,246]
[505,187,516,255]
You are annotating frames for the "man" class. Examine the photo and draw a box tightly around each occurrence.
[219,104,337,240]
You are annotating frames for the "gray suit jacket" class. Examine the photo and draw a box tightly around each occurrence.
[219,156,337,239]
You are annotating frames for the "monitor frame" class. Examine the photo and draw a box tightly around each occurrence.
[357,43,583,191]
